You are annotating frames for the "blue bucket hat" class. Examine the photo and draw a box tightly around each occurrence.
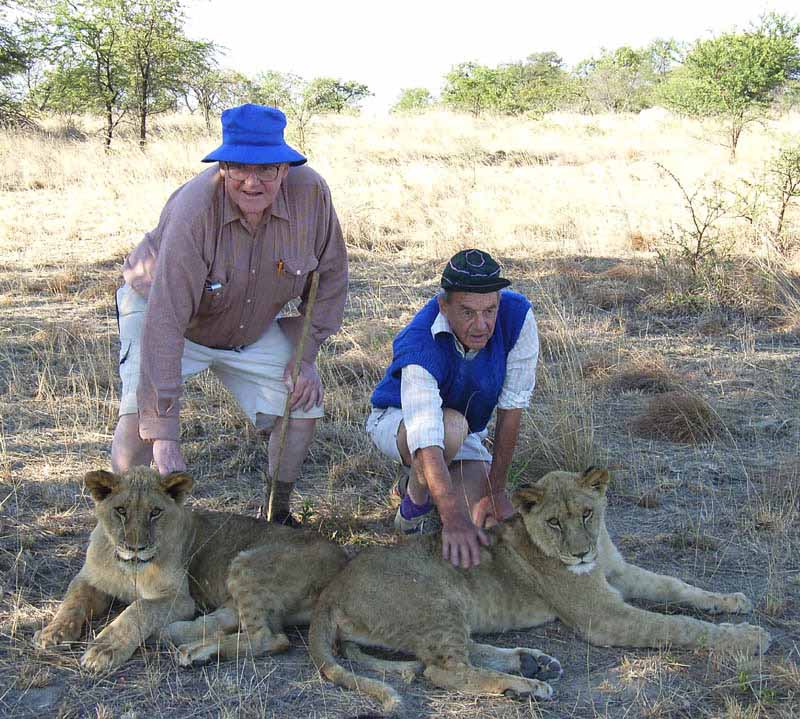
[202,104,306,166]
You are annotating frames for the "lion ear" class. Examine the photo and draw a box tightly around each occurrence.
[160,472,193,504]
[577,467,610,494]
[511,485,545,514]
[84,470,120,503]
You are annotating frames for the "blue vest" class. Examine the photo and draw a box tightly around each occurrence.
[371,290,531,433]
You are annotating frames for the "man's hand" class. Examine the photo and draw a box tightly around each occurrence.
[439,502,489,569]
[283,360,323,412]
[152,440,187,476]
[472,490,515,529]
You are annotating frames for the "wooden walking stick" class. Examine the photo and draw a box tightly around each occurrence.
[266,270,320,522]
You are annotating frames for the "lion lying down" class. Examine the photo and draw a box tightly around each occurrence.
[35,467,347,672]
[309,468,770,714]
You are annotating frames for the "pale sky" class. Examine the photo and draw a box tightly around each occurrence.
[185,0,798,113]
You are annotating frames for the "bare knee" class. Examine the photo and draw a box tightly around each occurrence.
[111,414,152,473]
[442,410,468,463]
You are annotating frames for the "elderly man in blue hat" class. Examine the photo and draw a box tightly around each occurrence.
[369,249,539,567]
[113,104,348,525]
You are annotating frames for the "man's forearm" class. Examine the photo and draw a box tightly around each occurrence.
[413,446,459,511]
[487,408,523,494]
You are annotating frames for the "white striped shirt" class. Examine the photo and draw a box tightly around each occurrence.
[400,308,539,456]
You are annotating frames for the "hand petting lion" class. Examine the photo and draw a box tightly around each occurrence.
[34,467,347,672]
[309,467,770,715]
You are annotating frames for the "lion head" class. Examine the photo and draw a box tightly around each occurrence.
[512,467,610,574]
[84,467,193,568]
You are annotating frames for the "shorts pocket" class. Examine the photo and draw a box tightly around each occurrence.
[119,339,132,366]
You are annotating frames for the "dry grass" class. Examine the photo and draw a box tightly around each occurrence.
[1,109,798,718]
[630,391,723,444]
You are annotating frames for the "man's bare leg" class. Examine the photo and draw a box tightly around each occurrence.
[267,417,317,519]
[111,413,153,473]
[396,409,468,506]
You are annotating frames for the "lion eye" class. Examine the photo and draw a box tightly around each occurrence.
[547,518,561,529]
[115,507,126,518]
[583,509,593,520]
[150,508,162,519]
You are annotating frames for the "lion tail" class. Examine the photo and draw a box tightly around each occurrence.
[309,600,401,715]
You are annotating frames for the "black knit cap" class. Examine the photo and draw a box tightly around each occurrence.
[440,249,511,293]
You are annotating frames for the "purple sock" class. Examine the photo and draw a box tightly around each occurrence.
[400,494,433,520]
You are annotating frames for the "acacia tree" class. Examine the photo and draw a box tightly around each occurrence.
[304,77,370,114]
[24,0,214,146]
[442,62,504,116]
[0,3,31,126]
[122,0,213,146]
[183,64,249,129]
[661,19,800,160]
[26,0,131,145]
[391,87,434,114]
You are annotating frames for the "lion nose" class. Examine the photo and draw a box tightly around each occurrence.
[575,550,591,560]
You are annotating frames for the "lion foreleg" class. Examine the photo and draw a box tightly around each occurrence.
[81,594,195,672]
[608,562,753,614]
[35,575,111,648]
[574,598,770,655]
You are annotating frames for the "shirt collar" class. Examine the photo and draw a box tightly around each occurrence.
[431,312,479,359]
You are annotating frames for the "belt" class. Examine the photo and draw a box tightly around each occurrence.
[206,344,248,352]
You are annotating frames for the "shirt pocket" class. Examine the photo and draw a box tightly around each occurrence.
[197,270,231,317]
[276,254,319,301]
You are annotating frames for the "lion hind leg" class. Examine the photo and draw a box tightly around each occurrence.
[469,642,563,681]
[165,606,239,646]
[423,662,554,701]
[606,562,753,614]
[176,627,290,667]
[341,641,423,683]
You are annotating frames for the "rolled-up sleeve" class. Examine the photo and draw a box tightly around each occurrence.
[497,309,539,410]
[400,365,445,456]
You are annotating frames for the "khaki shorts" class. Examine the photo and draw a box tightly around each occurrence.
[365,406,492,465]
[116,284,324,423]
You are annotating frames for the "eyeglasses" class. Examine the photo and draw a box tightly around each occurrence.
[222,163,282,182]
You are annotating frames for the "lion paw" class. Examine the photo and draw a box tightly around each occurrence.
[516,649,563,682]
[35,619,82,648]
[176,637,224,667]
[711,592,753,615]
[502,677,553,701]
[716,623,771,655]
[81,641,131,673]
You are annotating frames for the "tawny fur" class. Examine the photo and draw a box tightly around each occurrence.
[309,468,770,714]
[35,467,347,672]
